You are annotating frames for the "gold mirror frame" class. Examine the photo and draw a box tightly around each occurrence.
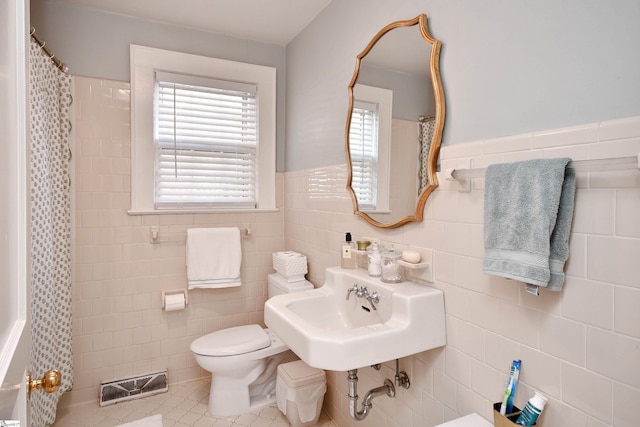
[345,14,445,229]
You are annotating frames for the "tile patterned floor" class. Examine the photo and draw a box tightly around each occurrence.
[52,378,338,427]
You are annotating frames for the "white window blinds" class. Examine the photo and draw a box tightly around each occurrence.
[349,101,378,209]
[154,71,258,208]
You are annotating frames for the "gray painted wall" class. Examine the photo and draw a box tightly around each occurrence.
[30,0,640,173]
[30,0,288,171]
[285,0,640,171]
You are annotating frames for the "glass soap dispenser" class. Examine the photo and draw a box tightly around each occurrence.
[341,232,357,269]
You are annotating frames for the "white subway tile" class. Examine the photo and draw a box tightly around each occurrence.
[470,360,502,402]
[498,302,539,348]
[442,222,473,256]
[614,286,640,338]
[456,190,484,224]
[455,321,485,361]
[140,342,161,360]
[538,397,589,427]
[483,133,532,155]
[533,123,598,148]
[616,189,640,238]
[102,348,123,367]
[74,335,93,354]
[518,345,562,399]
[102,313,124,332]
[112,329,132,348]
[533,144,591,163]
[441,140,484,160]
[465,291,503,334]
[590,137,640,159]
[82,351,104,371]
[539,314,586,366]
[421,392,445,425]
[433,369,457,410]
[562,362,612,423]
[455,385,487,420]
[599,116,640,141]
[435,251,456,285]
[613,381,640,427]
[587,327,640,388]
[565,234,587,278]
[484,332,519,374]
[587,235,640,288]
[445,347,472,387]
[93,332,113,351]
[572,190,616,235]
[122,311,143,329]
[562,276,613,329]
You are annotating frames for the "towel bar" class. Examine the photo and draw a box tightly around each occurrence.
[150,226,251,244]
[445,153,639,181]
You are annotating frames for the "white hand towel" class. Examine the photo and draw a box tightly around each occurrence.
[186,227,242,289]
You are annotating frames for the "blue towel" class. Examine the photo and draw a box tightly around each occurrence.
[483,158,576,290]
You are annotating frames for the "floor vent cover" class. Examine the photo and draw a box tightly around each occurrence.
[100,370,168,406]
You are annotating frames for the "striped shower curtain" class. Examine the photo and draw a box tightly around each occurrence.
[29,39,73,427]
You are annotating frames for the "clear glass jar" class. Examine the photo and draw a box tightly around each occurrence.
[381,246,404,283]
[367,241,382,277]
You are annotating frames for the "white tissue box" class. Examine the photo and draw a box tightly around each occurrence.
[272,251,308,279]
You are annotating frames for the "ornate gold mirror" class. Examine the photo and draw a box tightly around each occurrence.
[345,14,445,228]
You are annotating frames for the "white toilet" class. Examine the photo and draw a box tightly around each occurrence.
[190,273,313,416]
[435,413,493,426]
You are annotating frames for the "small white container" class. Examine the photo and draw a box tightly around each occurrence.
[272,251,308,281]
[276,360,326,427]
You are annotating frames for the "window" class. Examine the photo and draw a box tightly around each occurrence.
[349,101,378,209]
[349,84,392,213]
[154,72,257,208]
[130,45,276,213]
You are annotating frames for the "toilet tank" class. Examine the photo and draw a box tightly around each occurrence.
[268,273,313,299]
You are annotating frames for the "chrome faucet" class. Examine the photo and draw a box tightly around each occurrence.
[346,284,380,311]
[346,284,360,300]
[366,291,380,310]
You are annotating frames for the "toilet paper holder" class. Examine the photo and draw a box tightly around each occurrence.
[162,290,188,309]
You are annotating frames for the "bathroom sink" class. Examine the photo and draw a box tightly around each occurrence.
[264,267,446,371]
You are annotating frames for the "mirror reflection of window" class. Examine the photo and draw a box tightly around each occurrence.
[349,102,377,209]
[350,84,392,214]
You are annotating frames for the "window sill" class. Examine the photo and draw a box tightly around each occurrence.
[360,209,392,215]
[127,208,280,216]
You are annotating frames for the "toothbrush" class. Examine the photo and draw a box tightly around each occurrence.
[500,377,513,416]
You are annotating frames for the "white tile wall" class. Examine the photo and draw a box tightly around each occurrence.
[65,75,639,426]
[284,116,640,426]
[63,77,286,408]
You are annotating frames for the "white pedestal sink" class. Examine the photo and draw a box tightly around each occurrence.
[264,267,446,371]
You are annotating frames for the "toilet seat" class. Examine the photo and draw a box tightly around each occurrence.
[434,413,492,426]
[191,324,271,356]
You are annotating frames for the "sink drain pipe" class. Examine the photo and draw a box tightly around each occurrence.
[347,369,395,421]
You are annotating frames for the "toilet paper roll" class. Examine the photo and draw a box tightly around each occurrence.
[164,293,186,311]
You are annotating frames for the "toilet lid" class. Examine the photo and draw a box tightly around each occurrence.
[191,324,271,356]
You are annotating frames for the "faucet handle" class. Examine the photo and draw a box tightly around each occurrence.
[369,291,380,304]
[357,286,369,297]
[346,283,360,300]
